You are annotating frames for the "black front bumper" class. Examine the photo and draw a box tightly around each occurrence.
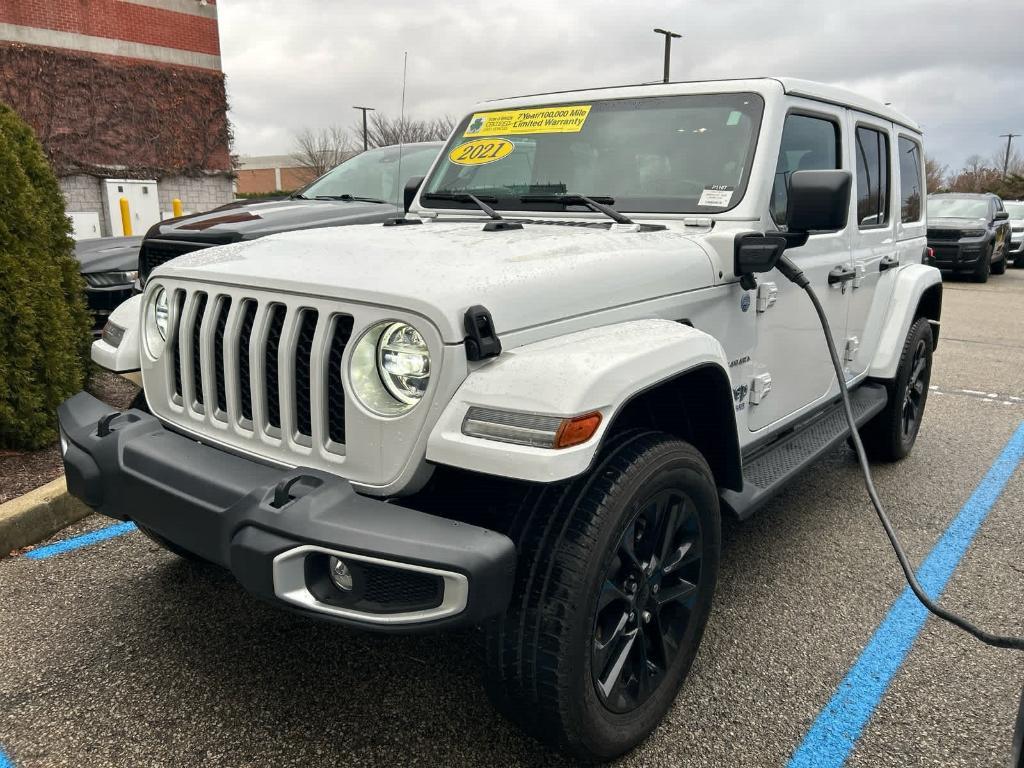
[926,238,989,271]
[57,392,516,632]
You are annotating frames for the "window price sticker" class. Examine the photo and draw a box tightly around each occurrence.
[698,185,734,207]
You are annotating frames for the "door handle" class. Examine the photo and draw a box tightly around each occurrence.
[879,255,900,272]
[828,264,856,285]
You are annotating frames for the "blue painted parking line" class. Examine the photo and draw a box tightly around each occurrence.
[788,420,1024,768]
[24,521,137,560]
[0,746,13,767]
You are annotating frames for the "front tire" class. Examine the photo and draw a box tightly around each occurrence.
[992,242,1007,275]
[484,431,720,761]
[973,245,991,283]
[137,524,205,561]
[859,317,933,462]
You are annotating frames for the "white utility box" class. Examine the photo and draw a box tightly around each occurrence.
[103,179,160,236]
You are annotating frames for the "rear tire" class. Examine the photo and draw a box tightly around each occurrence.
[859,317,933,462]
[483,430,720,762]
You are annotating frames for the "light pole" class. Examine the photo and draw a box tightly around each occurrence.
[653,28,681,83]
[353,106,375,151]
[999,132,1020,178]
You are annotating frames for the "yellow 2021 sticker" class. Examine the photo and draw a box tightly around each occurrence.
[464,104,592,137]
[448,138,515,166]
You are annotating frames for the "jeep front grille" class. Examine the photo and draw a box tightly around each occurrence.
[164,287,352,449]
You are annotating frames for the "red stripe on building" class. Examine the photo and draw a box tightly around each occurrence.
[0,0,220,56]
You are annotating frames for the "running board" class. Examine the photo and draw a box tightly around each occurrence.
[721,383,888,520]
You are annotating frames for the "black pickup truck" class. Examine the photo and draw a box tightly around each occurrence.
[137,142,441,286]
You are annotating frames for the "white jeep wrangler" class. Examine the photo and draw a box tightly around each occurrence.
[65,77,941,761]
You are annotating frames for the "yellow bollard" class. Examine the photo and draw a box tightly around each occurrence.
[119,197,132,236]
[172,198,183,218]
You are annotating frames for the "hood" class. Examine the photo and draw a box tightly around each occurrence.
[928,216,988,229]
[74,236,144,273]
[154,220,717,342]
[147,198,404,241]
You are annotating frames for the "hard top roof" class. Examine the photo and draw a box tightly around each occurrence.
[477,77,921,133]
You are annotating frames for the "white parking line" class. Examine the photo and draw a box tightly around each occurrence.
[929,385,1024,406]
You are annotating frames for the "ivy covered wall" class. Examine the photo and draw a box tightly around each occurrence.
[0,42,232,179]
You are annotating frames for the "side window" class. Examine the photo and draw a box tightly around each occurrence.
[855,126,890,228]
[771,114,840,226]
[897,136,922,223]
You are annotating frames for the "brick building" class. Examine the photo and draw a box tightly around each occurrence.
[0,0,233,238]
[235,155,318,196]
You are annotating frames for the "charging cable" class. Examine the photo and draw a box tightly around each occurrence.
[775,254,1024,652]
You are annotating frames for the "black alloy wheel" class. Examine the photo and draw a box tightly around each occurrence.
[592,488,704,714]
[900,337,928,444]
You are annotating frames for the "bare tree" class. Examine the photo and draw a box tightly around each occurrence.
[292,125,353,177]
[924,154,946,193]
[352,112,456,148]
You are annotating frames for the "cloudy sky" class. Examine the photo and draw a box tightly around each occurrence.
[218,0,1024,172]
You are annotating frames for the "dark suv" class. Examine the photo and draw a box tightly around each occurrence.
[926,193,1011,282]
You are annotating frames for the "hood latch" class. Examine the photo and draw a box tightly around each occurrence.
[464,305,502,361]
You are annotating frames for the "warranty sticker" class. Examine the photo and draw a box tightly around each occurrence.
[464,104,592,137]
[698,185,734,207]
[449,138,515,166]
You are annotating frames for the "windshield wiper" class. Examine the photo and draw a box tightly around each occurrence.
[421,192,504,220]
[312,194,388,204]
[519,194,634,225]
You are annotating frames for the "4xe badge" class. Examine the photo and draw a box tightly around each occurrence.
[740,293,751,312]
[732,384,748,412]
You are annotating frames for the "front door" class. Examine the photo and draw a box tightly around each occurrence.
[748,105,852,432]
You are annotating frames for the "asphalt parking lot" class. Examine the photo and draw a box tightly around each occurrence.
[2,270,1023,768]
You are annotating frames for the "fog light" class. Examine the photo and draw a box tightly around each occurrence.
[328,556,353,591]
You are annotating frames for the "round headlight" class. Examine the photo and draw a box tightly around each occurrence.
[349,321,431,416]
[154,289,169,340]
[377,323,430,404]
[145,287,169,358]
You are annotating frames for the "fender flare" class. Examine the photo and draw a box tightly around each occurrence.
[868,264,942,380]
[91,293,142,374]
[426,319,738,485]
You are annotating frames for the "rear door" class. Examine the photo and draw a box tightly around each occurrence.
[845,114,899,379]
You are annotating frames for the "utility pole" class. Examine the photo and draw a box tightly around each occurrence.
[999,133,1020,178]
[353,106,375,151]
[653,28,681,83]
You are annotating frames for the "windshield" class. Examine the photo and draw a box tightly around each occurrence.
[927,197,989,219]
[301,144,439,204]
[1003,201,1024,218]
[422,93,764,214]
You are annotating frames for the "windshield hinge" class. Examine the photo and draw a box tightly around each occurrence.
[464,305,502,362]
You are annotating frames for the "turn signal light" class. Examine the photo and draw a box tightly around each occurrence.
[554,412,603,449]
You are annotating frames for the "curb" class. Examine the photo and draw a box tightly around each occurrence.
[0,476,92,557]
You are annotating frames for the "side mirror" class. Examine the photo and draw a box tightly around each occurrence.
[786,169,853,234]
[995,210,1009,221]
[404,176,425,212]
